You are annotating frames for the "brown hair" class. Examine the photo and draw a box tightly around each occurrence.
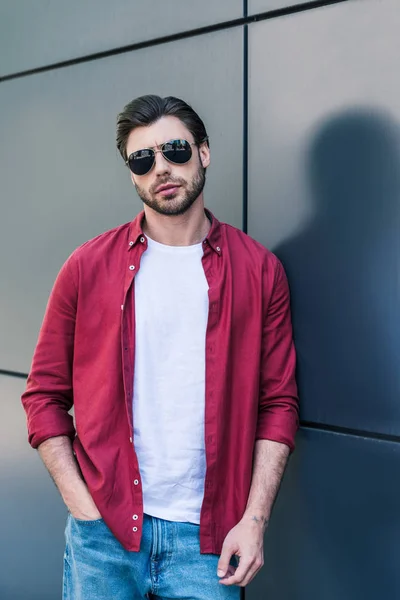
[116,95,209,162]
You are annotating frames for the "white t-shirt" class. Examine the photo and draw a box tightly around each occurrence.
[132,235,209,524]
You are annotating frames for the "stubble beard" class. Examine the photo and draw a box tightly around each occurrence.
[135,165,206,216]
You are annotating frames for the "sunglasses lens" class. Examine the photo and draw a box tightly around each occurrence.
[163,139,192,164]
[128,149,155,175]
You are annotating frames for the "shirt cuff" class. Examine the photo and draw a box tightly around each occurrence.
[255,410,299,453]
[28,410,76,449]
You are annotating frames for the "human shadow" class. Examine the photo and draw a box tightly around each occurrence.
[275,107,400,433]
[252,108,400,600]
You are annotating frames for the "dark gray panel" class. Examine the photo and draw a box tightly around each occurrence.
[0,27,243,374]
[248,0,400,435]
[0,0,242,77]
[0,375,67,600]
[247,427,400,600]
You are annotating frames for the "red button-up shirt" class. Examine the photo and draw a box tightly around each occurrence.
[21,210,298,554]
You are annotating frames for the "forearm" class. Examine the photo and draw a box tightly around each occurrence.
[242,439,290,528]
[38,435,99,518]
[218,439,289,586]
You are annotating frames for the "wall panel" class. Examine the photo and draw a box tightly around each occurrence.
[0,0,243,77]
[248,0,400,435]
[0,27,243,374]
[249,0,308,13]
[247,428,400,600]
[0,375,67,600]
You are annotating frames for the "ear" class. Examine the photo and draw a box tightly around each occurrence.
[130,171,137,187]
[199,142,210,169]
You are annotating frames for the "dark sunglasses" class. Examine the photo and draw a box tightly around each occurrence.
[126,138,207,176]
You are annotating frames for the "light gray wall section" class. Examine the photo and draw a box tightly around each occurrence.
[246,427,400,600]
[0,27,243,374]
[248,0,310,13]
[247,0,400,435]
[0,375,67,600]
[0,0,243,76]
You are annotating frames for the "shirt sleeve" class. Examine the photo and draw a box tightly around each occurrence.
[21,255,78,449]
[256,256,299,452]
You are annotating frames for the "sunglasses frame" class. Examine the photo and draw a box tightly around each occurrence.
[125,137,208,175]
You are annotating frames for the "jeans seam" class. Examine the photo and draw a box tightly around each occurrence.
[62,550,70,600]
[150,517,159,594]
[161,519,175,573]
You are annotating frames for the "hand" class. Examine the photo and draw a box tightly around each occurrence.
[217,514,266,587]
[71,505,102,521]
[65,483,102,521]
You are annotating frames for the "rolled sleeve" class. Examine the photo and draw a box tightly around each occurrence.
[256,257,299,452]
[21,256,78,449]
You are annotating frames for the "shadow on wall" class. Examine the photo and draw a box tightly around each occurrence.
[253,109,400,600]
[275,107,400,434]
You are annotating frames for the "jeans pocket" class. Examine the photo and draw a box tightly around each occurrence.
[71,516,104,526]
[68,512,104,526]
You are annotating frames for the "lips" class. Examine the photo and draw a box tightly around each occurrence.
[156,183,179,194]
[155,183,181,196]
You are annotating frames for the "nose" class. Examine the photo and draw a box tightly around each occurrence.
[153,149,171,176]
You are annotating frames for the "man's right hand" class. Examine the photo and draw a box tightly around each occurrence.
[37,436,102,521]
[70,510,102,521]
[69,500,102,521]
[66,486,102,521]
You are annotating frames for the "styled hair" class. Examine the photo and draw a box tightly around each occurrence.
[116,95,209,161]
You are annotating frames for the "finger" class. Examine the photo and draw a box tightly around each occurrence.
[217,545,235,578]
[219,565,236,579]
[240,562,264,587]
[219,559,254,586]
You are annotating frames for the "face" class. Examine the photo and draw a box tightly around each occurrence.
[125,116,210,216]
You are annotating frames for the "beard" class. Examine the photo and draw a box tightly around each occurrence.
[134,165,206,216]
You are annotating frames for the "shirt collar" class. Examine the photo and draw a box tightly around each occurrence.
[204,208,222,255]
[127,209,222,255]
[127,211,146,249]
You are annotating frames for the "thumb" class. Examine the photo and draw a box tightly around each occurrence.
[217,543,234,578]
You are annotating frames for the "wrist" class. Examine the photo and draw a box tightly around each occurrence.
[241,510,270,531]
[63,482,95,514]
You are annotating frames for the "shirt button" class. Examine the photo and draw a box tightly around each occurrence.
[134,479,139,485]
[129,241,134,246]
[133,514,138,520]
[216,246,221,252]
[129,265,135,270]
[140,236,145,243]
[129,437,133,443]
[133,527,138,532]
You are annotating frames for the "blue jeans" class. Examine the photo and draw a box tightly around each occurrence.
[63,514,241,599]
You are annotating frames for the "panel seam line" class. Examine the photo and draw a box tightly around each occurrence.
[0,0,350,82]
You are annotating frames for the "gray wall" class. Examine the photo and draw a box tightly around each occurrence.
[1,0,399,598]
[247,1,400,599]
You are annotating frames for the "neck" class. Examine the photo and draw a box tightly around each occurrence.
[141,197,211,246]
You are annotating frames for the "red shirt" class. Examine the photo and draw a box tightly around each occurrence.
[21,210,298,554]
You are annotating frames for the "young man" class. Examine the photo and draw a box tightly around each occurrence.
[22,95,299,600]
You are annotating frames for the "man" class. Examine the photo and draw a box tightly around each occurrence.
[22,95,299,600]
